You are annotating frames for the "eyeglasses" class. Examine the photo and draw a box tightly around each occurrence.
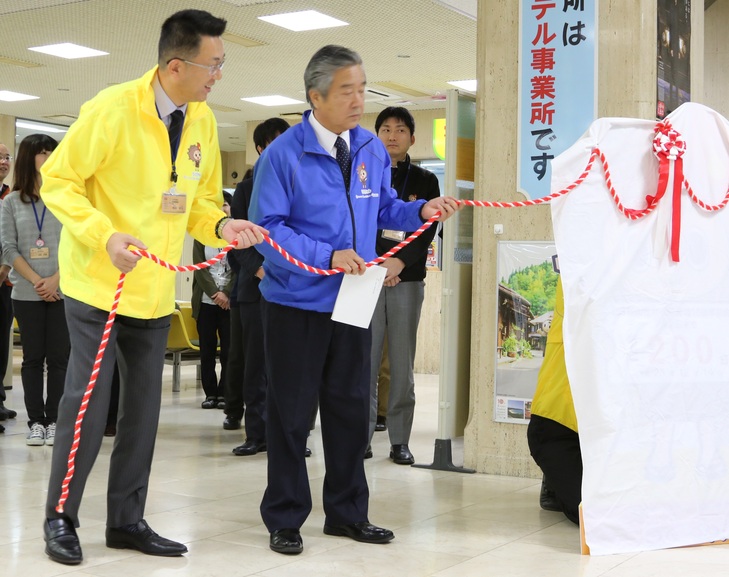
[0,155,12,163]
[169,58,225,76]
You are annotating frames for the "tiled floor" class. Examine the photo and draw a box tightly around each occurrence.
[2,359,728,576]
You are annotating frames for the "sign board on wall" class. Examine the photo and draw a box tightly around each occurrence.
[518,0,597,199]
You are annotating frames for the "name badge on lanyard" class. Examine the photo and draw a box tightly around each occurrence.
[30,200,50,258]
[162,187,187,213]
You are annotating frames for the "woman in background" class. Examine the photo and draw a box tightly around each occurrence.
[192,192,234,409]
[0,133,69,446]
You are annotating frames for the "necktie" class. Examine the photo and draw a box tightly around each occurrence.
[334,136,351,190]
[168,109,184,152]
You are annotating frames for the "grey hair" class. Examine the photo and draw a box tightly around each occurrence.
[304,45,364,106]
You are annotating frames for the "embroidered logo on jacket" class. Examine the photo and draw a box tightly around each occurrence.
[187,143,202,168]
[357,163,367,188]
[354,162,377,199]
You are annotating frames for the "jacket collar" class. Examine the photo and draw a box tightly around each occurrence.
[140,67,207,126]
[301,110,372,156]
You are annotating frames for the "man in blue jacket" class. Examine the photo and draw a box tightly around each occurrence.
[250,45,459,555]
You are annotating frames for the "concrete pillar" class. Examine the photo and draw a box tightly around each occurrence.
[466,0,704,475]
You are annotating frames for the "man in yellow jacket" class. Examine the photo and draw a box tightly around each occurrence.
[527,277,582,525]
[39,9,264,566]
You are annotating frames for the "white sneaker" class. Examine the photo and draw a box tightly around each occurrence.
[45,422,56,446]
[26,422,45,446]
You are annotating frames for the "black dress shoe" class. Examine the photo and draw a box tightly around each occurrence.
[390,444,414,465]
[375,415,387,432]
[104,424,117,437]
[364,445,373,459]
[539,476,563,512]
[223,416,241,430]
[323,522,394,544]
[201,396,217,409]
[0,404,16,420]
[106,519,187,556]
[270,528,303,555]
[304,447,312,457]
[232,439,266,456]
[44,517,83,565]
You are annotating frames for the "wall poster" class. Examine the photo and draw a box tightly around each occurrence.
[494,241,558,424]
[657,0,691,119]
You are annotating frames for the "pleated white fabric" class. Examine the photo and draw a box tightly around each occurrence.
[551,103,729,555]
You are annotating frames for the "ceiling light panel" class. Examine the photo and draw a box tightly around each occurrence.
[258,10,348,32]
[242,95,305,106]
[0,90,39,101]
[29,42,108,59]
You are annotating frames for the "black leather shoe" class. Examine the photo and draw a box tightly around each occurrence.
[390,444,414,465]
[0,404,16,420]
[323,522,394,544]
[44,517,83,565]
[375,415,387,432]
[223,417,241,430]
[270,528,303,554]
[106,519,187,556]
[364,445,373,459]
[539,476,562,512]
[201,396,217,409]
[304,447,312,457]
[232,439,266,456]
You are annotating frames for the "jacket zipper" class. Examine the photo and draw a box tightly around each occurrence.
[342,137,371,252]
[344,173,357,251]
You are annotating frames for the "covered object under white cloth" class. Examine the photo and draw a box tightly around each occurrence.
[551,102,729,555]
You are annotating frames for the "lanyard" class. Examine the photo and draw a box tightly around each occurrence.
[156,105,183,184]
[169,120,182,184]
[32,199,47,245]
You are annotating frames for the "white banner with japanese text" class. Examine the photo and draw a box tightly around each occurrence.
[518,0,596,199]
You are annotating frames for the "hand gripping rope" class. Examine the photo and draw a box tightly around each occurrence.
[55,121,729,513]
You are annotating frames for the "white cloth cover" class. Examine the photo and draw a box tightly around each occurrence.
[551,102,729,555]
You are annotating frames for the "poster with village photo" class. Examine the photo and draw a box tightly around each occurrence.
[494,242,558,424]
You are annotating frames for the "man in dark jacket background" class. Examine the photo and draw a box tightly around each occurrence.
[367,107,441,465]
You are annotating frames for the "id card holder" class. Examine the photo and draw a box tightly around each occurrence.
[382,229,405,242]
[30,247,50,259]
[162,188,187,214]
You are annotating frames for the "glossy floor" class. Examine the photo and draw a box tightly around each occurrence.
[1,362,727,576]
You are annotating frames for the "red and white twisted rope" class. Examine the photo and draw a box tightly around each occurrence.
[55,244,236,513]
[56,135,728,512]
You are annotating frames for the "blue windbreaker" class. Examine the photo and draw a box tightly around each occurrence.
[249,111,427,313]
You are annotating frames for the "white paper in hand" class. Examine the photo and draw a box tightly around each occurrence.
[331,265,387,328]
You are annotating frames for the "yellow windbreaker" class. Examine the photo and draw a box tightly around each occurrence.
[41,67,225,319]
[530,278,578,432]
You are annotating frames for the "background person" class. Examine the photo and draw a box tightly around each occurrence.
[230,117,289,457]
[1,134,68,447]
[367,106,441,465]
[39,9,264,566]
[192,191,234,410]
[526,278,582,525]
[0,142,18,429]
[222,167,254,432]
